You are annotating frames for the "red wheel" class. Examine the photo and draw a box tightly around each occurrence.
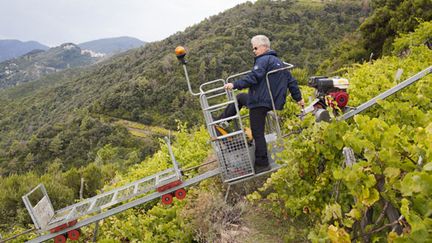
[175,188,187,200]
[54,235,66,243]
[161,193,173,205]
[68,229,80,241]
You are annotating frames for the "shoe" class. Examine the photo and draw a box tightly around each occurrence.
[254,164,271,174]
[219,121,230,129]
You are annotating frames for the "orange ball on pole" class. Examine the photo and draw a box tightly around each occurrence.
[175,46,186,57]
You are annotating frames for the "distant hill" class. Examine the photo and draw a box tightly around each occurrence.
[79,36,145,55]
[0,43,102,89]
[0,39,49,62]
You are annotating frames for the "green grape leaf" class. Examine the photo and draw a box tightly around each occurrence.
[346,208,362,220]
[423,162,432,171]
[384,167,400,180]
[327,225,351,243]
[361,188,380,206]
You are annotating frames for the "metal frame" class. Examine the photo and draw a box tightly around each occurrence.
[22,184,55,230]
[23,63,431,243]
[265,62,294,137]
[22,138,183,233]
[180,61,294,183]
[199,77,255,182]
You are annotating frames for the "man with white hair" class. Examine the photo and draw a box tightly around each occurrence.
[223,35,304,173]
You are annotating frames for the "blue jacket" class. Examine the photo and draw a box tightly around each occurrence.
[233,50,302,110]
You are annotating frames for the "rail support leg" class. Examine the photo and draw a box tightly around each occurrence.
[224,184,231,203]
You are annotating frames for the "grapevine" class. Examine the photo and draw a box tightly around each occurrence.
[251,22,432,242]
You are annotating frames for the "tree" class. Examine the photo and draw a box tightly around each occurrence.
[360,0,432,56]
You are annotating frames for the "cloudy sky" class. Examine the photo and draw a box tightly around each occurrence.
[0,0,252,47]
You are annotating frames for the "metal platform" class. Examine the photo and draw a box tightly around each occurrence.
[26,168,221,243]
[227,160,283,186]
[23,168,180,231]
[199,78,255,183]
[22,138,183,233]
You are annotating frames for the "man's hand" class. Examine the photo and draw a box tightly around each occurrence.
[224,83,234,90]
[297,99,305,107]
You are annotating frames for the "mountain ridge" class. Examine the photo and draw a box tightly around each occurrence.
[0,39,49,62]
[78,36,145,55]
[0,37,146,89]
[0,43,102,89]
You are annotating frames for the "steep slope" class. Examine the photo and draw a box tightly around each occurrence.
[0,39,49,62]
[79,36,145,55]
[88,21,432,242]
[1,3,431,242]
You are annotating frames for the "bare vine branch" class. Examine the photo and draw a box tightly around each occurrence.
[353,216,404,241]
[374,201,389,227]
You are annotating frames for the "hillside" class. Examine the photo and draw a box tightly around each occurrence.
[6,24,429,239]
[79,36,145,55]
[0,0,368,177]
[0,43,102,89]
[71,21,432,242]
[0,39,49,62]
[0,0,431,241]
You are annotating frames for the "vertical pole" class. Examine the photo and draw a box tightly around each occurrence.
[80,177,84,200]
[92,189,103,242]
[224,185,231,203]
[165,137,181,177]
[92,220,100,242]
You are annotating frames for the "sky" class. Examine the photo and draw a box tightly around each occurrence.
[0,0,253,47]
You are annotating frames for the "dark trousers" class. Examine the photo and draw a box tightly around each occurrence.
[218,93,249,119]
[250,107,270,166]
[218,93,270,166]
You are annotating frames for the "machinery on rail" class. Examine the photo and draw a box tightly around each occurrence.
[302,76,350,121]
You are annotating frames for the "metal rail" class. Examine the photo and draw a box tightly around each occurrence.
[0,228,36,243]
[340,66,432,121]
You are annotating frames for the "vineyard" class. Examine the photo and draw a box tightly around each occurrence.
[93,21,432,242]
[1,13,431,243]
[254,21,432,242]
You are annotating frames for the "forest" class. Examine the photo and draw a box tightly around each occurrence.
[0,0,431,242]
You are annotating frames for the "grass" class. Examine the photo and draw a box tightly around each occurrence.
[180,172,310,242]
[113,119,174,138]
[225,177,310,243]
[241,202,312,243]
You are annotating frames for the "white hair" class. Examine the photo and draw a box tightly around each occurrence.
[251,35,271,49]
